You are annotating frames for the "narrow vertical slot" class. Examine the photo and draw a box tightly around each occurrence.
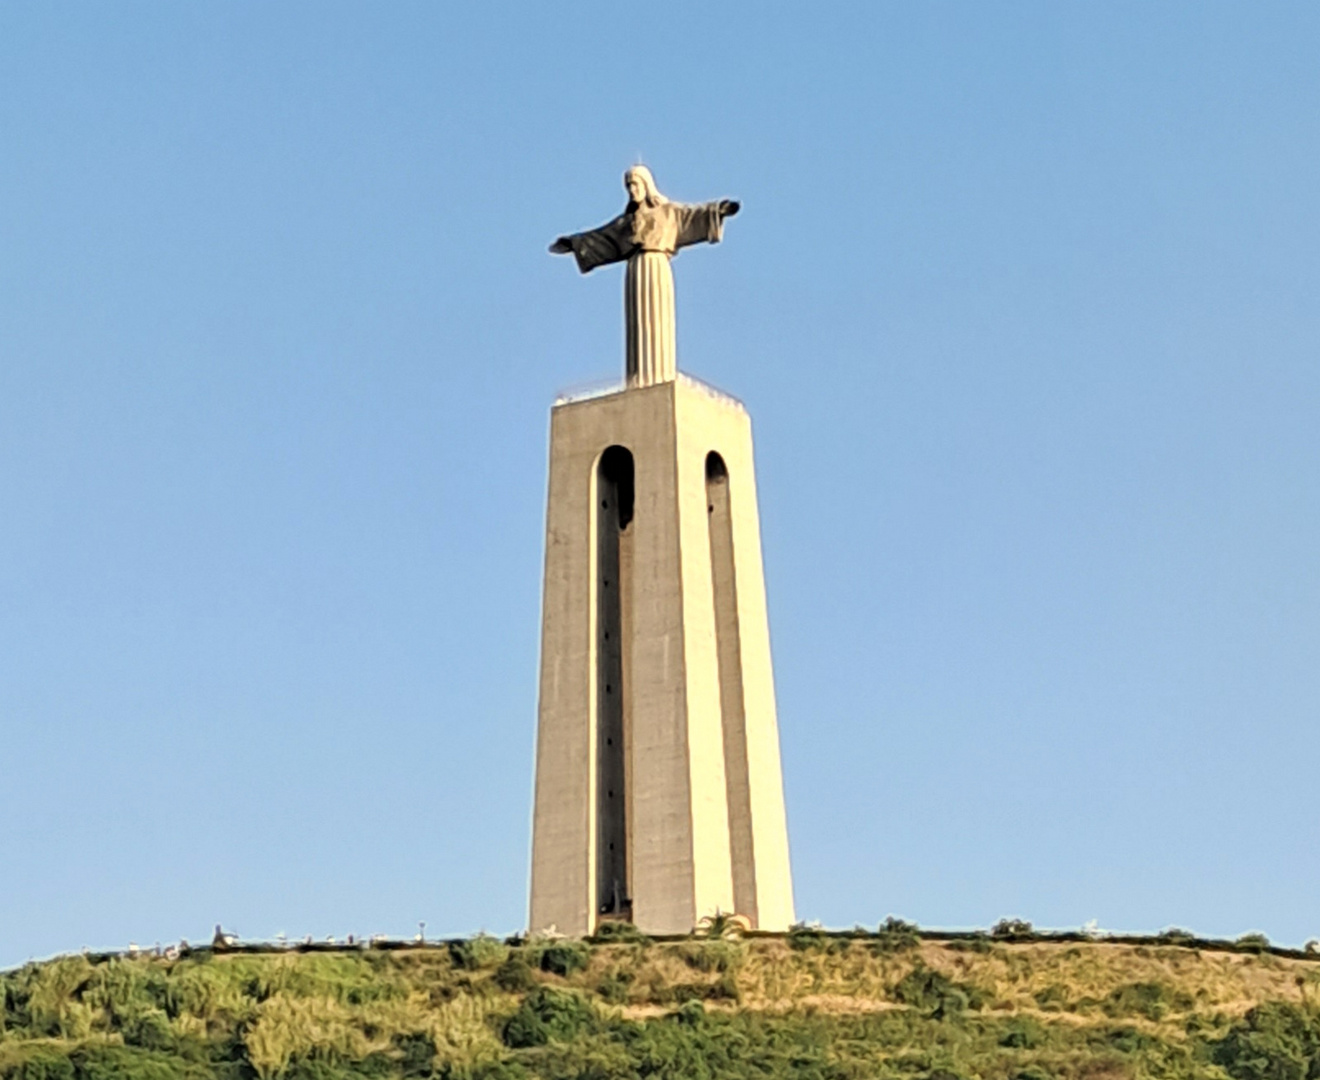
[596,446,634,920]
[707,451,757,926]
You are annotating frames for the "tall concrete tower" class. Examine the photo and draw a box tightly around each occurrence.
[529,168,794,937]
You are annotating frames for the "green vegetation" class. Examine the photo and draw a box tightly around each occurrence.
[5,926,1320,1079]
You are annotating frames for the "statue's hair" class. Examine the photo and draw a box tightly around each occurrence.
[624,165,667,208]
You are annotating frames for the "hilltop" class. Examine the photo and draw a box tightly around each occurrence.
[4,923,1320,1079]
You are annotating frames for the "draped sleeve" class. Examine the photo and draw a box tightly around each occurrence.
[560,214,635,273]
[673,201,729,250]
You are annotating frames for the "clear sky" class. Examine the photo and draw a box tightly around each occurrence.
[2,3,1318,967]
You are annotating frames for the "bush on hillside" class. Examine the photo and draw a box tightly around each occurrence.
[1032,984,1071,1012]
[1236,933,1272,955]
[892,966,983,1019]
[787,923,836,952]
[501,987,597,1048]
[534,941,589,978]
[1215,1002,1320,1080]
[448,934,507,972]
[678,939,741,975]
[594,969,634,1004]
[493,955,537,993]
[874,917,921,953]
[998,1017,1045,1049]
[991,919,1035,941]
[4,1052,74,1080]
[1103,982,1193,1022]
[586,921,651,946]
[696,912,749,940]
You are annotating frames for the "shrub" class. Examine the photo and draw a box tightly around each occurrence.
[466,1064,528,1080]
[595,971,633,1005]
[120,1007,174,1051]
[695,912,748,940]
[1237,933,1272,955]
[1104,1025,1155,1054]
[874,917,921,953]
[1214,1002,1320,1080]
[649,975,740,1005]
[391,1032,436,1078]
[493,956,537,993]
[1104,982,1191,1022]
[285,1054,393,1080]
[501,988,597,1048]
[670,999,707,1025]
[448,935,508,972]
[991,919,1034,941]
[946,936,992,954]
[4,1052,75,1080]
[787,923,831,951]
[892,966,982,1019]
[998,1019,1044,1049]
[1033,985,1070,1012]
[535,942,589,978]
[1157,927,1197,946]
[678,940,741,974]
[587,922,651,946]
[68,1045,196,1080]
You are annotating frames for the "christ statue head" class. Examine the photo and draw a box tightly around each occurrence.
[624,166,666,210]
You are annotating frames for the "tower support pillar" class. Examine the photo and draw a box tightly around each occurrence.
[529,377,794,937]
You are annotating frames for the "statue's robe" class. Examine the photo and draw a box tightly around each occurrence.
[560,201,730,274]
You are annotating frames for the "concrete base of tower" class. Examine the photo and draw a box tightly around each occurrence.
[529,375,794,937]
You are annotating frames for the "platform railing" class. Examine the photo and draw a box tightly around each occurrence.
[553,372,744,408]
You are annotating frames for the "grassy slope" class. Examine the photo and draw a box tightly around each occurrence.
[4,929,1320,1079]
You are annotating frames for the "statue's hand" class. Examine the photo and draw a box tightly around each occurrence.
[719,200,741,217]
[549,236,575,255]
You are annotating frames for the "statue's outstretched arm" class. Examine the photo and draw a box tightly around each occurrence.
[548,216,631,274]
[673,199,740,251]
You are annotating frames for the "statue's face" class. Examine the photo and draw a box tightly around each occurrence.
[626,173,646,204]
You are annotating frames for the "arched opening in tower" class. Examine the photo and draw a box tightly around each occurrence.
[706,450,757,926]
[596,445,634,920]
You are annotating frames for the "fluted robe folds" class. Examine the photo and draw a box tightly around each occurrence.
[625,252,674,386]
[556,200,732,387]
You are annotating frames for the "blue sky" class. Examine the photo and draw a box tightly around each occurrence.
[2,3,1318,966]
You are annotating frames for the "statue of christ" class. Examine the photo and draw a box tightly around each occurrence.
[550,166,740,387]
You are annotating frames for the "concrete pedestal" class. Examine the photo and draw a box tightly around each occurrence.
[529,375,794,936]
